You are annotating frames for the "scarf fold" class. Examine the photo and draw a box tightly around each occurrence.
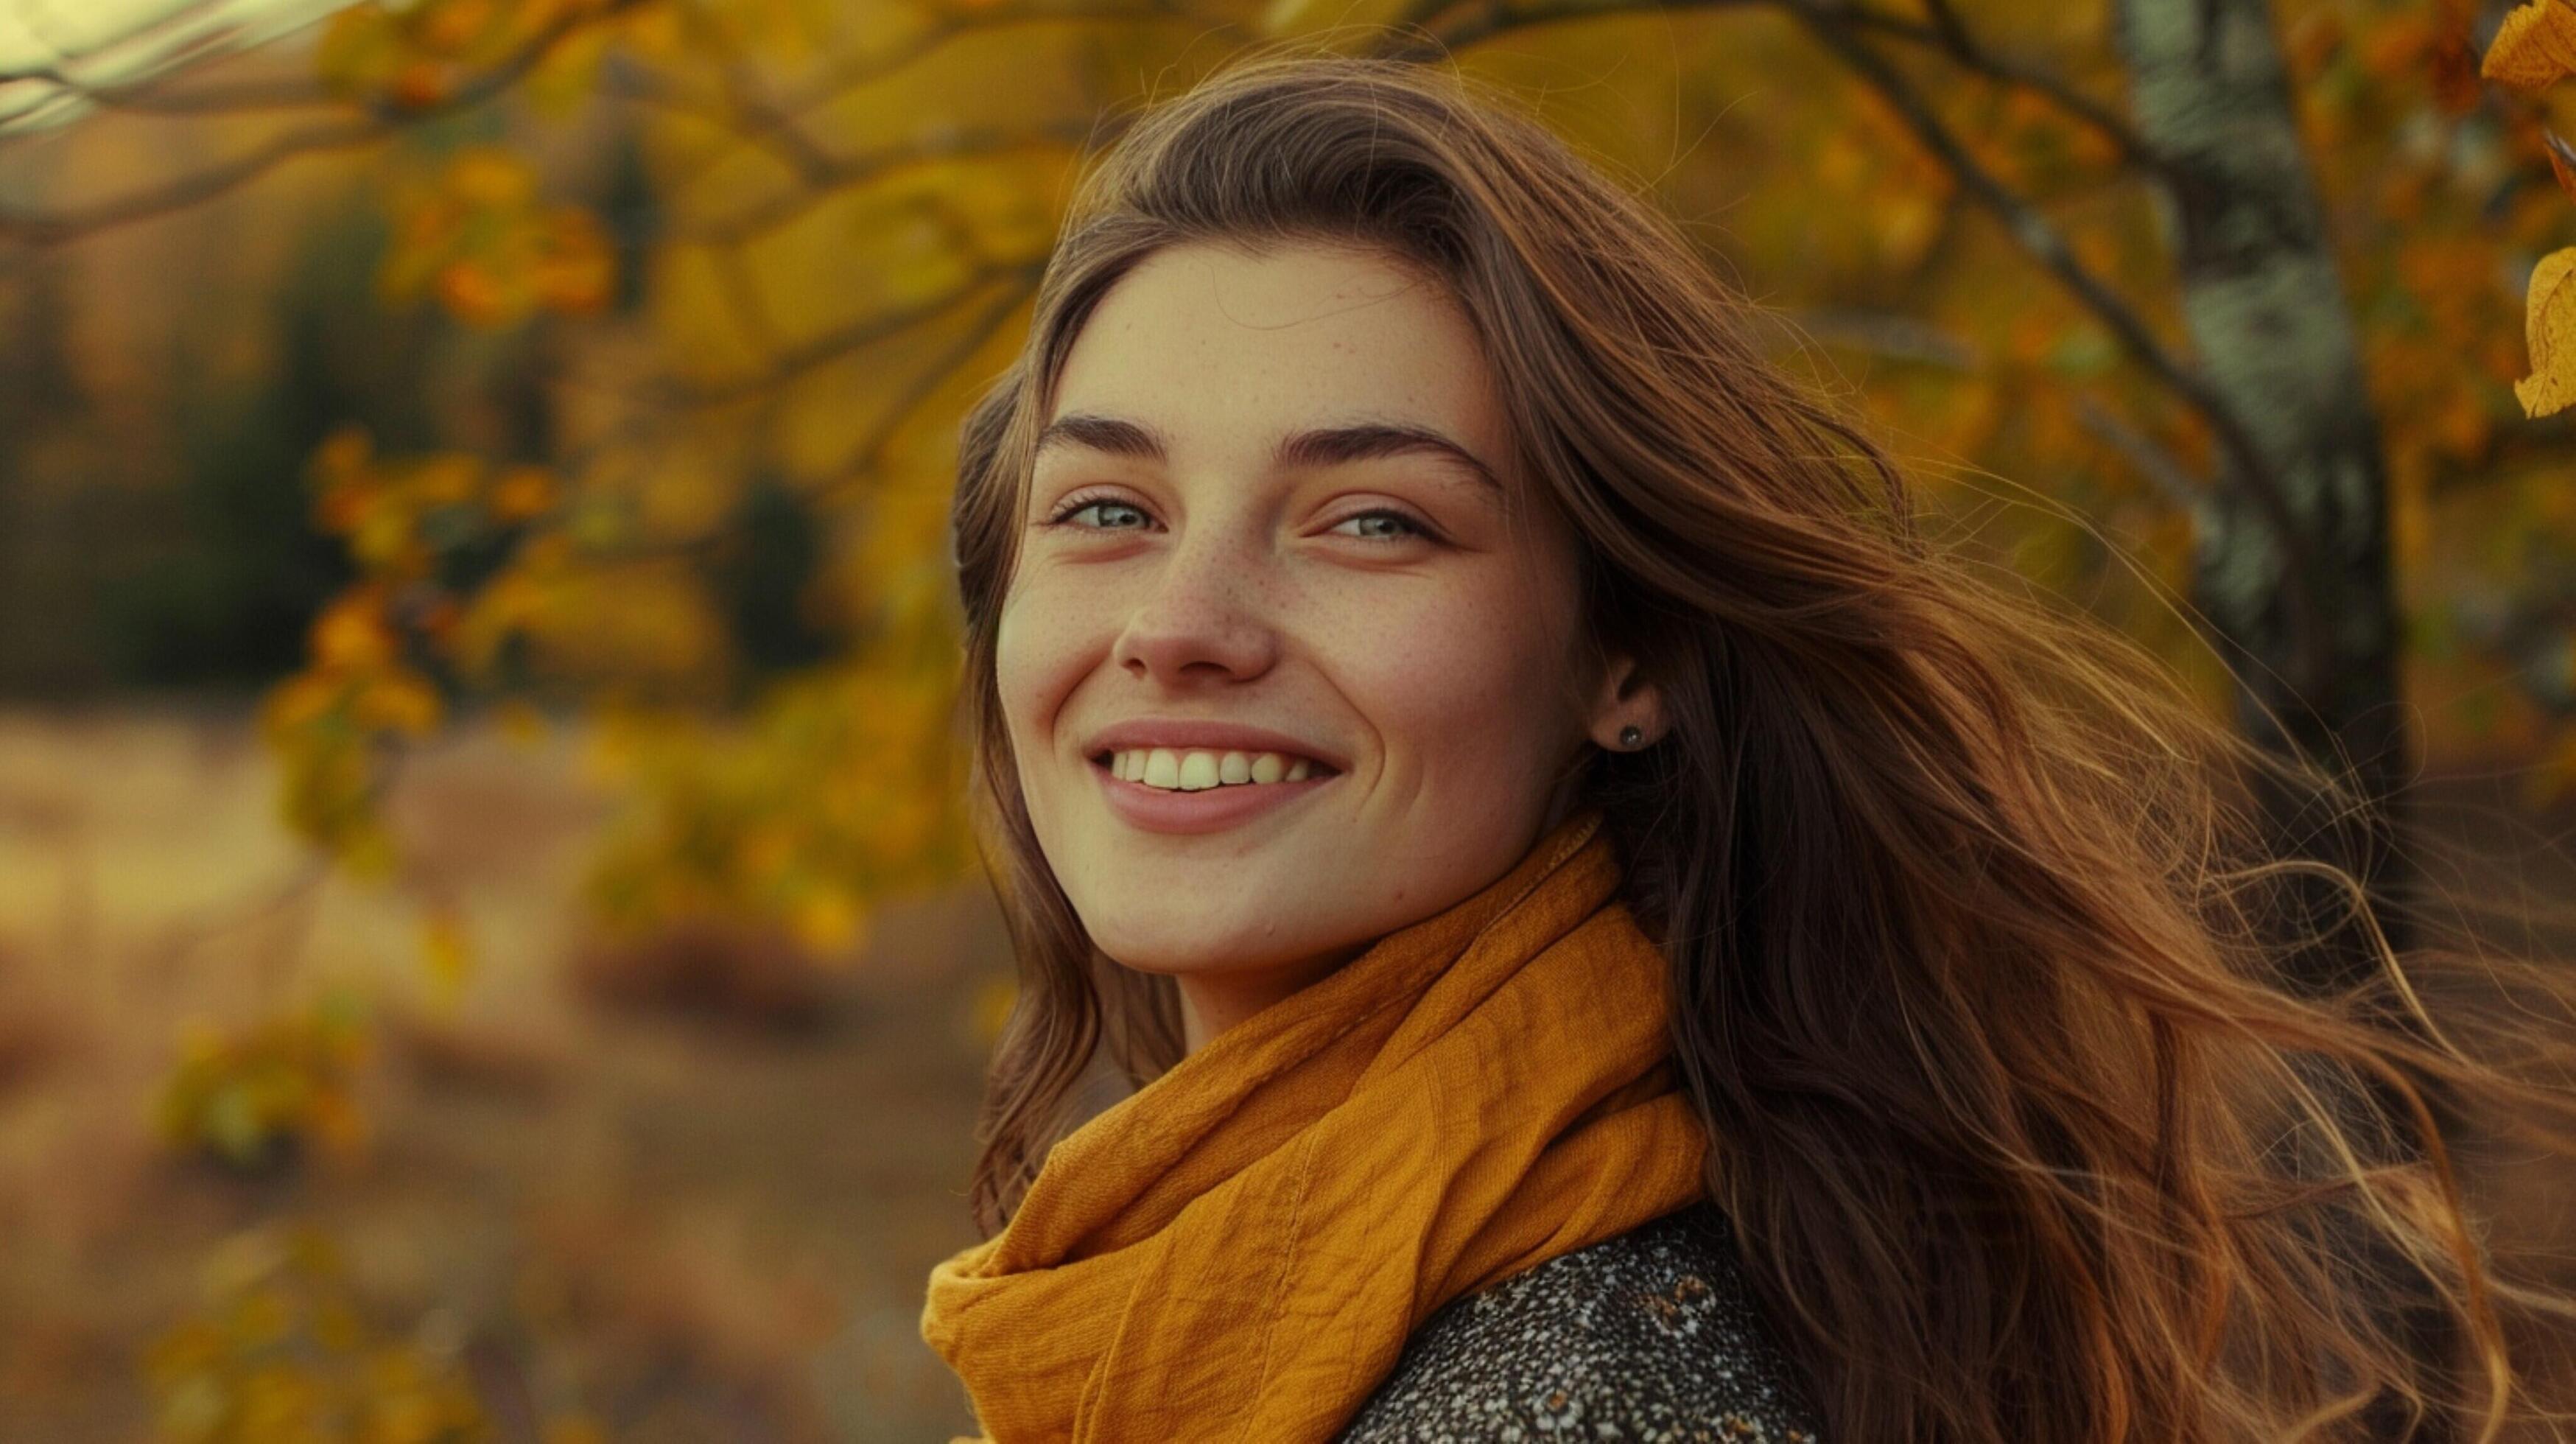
[918,808,1711,1442]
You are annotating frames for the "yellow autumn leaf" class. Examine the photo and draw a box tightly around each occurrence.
[311,592,398,671]
[2482,0,2576,91]
[2513,246,2576,417]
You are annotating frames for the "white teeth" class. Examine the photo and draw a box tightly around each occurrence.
[1106,747,1326,792]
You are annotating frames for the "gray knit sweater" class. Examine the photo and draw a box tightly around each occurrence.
[1335,1201,1828,1443]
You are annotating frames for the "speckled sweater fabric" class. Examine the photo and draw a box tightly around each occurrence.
[1335,1199,1828,1443]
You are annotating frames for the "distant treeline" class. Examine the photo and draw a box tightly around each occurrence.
[0,127,832,703]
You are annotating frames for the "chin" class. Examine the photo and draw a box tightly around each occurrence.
[1082,909,1315,978]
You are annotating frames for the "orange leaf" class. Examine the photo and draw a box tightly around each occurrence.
[390,57,448,108]
[2513,246,2576,418]
[312,592,398,671]
[487,464,556,522]
[2482,0,2576,92]
[435,259,513,327]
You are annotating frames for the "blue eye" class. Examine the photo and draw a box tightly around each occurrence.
[1331,509,1433,543]
[1037,493,1440,546]
[1047,493,1152,530]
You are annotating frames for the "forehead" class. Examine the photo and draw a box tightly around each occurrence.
[1045,241,1510,465]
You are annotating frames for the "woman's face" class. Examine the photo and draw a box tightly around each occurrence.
[995,239,1640,1045]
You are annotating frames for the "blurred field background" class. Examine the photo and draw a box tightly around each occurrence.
[0,709,1006,1440]
[1,0,2576,1439]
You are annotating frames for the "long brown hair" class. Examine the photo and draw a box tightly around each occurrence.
[944,46,2576,1442]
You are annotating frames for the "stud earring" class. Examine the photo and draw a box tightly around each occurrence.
[1618,724,1643,749]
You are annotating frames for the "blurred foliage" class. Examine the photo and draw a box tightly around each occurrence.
[155,989,373,1174]
[580,660,972,952]
[144,1219,604,1444]
[379,147,617,329]
[318,0,631,113]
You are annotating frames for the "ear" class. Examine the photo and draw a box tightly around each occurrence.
[1585,652,1665,751]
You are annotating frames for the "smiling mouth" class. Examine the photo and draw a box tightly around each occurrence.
[1090,747,1340,791]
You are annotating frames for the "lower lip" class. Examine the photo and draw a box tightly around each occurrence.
[1091,757,1336,835]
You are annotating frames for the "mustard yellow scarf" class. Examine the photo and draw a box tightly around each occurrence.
[918,807,1711,1442]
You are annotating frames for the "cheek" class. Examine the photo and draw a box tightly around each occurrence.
[994,571,1107,767]
[1332,576,1579,781]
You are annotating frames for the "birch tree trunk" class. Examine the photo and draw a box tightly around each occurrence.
[2116,0,2449,1434]
[2116,0,2410,934]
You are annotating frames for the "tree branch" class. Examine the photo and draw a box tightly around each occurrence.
[0,67,340,123]
[656,261,1048,409]
[1774,308,2214,514]
[0,0,250,112]
[0,0,651,250]
[670,117,1105,249]
[1382,0,1764,58]
[1386,0,2161,175]
[2073,394,2208,516]
[0,113,379,248]
[765,0,1232,128]
[1772,306,1987,371]
[594,4,1168,248]
[639,18,852,192]
[594,57,846,183]
[1783,5,2331,684]
[821,273,1040,489]
[709,242,785,355]
[1830,0,2164,176]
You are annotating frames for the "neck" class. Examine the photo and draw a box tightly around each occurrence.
[1175,942,1366,1054]
[1169,805,1586,1054]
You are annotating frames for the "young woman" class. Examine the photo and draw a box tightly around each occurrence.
[917,49,2576,1443]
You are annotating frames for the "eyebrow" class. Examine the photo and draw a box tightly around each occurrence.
[1033,411,1503,492]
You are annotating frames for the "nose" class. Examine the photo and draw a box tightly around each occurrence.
[1109,529,1280,686]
